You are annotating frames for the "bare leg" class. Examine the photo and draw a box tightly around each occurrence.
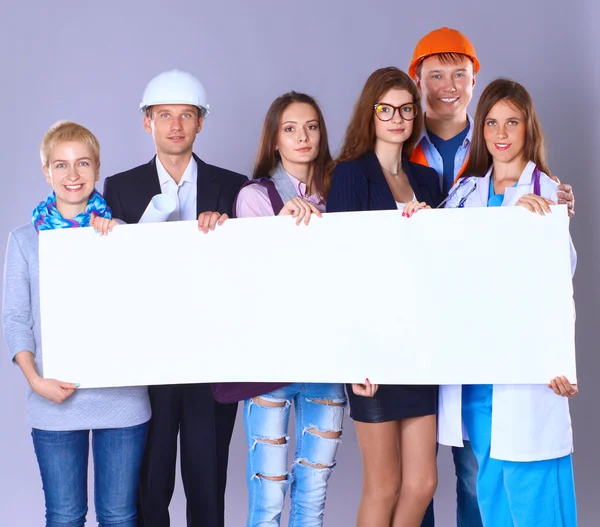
[354,421,401,527]
[392,415,438,527]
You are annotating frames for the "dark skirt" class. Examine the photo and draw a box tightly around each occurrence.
[346,383,438,423]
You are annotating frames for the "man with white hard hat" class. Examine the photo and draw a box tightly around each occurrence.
[104,69,246,527]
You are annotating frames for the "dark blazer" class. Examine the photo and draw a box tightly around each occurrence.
[103,153,246,527]
[103,153,247,223]
[326,151,442,213]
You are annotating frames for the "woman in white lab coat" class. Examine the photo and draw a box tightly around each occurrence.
[412,78,578,527]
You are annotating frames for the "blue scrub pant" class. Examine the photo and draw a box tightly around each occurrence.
[461,385,577,527]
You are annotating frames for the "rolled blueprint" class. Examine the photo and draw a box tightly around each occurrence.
[138,194,176,223]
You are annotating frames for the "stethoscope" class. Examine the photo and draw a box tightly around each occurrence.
[436,166,541,209]
[436,177,478,209]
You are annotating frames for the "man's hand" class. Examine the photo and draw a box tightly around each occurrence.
[550,177,575,217]
[197,212,228,234]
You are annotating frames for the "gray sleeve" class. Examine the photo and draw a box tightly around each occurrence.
[2,231,35,360]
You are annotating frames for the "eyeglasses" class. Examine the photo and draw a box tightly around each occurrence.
[373,103,418,122]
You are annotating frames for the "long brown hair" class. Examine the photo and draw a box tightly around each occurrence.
[337,67,423,163]
[465,78,550,177]
[253,91,333,199]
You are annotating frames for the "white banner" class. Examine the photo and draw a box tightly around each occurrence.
[39,207,576,388]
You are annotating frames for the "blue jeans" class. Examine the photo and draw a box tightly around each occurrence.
[453,442,483,527]
[32,423,148,527]
[419,441,481,527]
[244,383,346,527]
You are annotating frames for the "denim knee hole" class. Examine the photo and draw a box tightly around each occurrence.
[304,398,345,431]
[305,397,346,407]
[251,396,290,408]
[297,427,342,468]
[250,436,290,481]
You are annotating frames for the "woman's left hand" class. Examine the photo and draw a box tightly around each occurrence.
[90,215,118,236]
[548,376,578,398]
[279,197,322,225]
[403,201,430,218]
[515,194,555,215]
[352,378,378,397]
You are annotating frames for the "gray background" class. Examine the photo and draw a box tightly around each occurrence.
[1,0,598,525]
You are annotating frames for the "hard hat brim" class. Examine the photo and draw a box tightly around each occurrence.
[139,101,210,117]
[409,53,480,79]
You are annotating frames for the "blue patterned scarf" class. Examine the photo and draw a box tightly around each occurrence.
[32,189,112,233]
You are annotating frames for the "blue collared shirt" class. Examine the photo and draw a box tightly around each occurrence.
[415,114,474,197]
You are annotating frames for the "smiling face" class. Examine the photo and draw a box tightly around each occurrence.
[417,55,475,120]
[275,102,321,170]
[143,104,203,157]
[373,88,415,146]
[483,99,527,165]
[43,141,100,215]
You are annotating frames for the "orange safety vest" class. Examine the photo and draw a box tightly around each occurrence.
[410,143,469,185]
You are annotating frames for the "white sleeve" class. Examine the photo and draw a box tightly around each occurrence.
[445,178,472,209]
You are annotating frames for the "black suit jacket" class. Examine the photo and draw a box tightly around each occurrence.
[326,151,442,212]
[103,154,247,223]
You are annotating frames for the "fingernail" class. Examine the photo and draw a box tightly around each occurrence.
[366,378,370,383]
[402,212,405,217]
[75,383,80,387]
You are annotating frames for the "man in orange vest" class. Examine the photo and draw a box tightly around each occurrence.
[409,27,574,209]
[408,27,575,527]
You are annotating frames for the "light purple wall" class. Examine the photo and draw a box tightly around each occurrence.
[1,1,598,525]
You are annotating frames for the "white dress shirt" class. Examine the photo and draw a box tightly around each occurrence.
[156,156,197,221]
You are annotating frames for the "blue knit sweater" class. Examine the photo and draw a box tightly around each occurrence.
[2,224,150,431]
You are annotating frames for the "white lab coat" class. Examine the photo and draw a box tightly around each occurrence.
[438,161,576,462]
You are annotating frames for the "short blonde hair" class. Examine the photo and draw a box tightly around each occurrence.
[40,121,100,168]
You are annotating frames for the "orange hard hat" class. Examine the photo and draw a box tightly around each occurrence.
[409,27,480,79]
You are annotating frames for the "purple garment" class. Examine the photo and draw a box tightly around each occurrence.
[212,168,325,404]
[235,171,325,217]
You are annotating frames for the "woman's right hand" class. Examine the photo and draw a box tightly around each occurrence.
[352,378,378,397]
[403,201,430,218]
[90,214,119,236]
[278,197,322,225]
[516,194,555,215]
[30,377,78,403]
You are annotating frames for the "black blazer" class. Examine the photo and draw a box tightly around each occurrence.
[326,151,442,213]
[103,154,248,224]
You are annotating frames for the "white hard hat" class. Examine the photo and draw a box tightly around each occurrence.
[139,69,210,117]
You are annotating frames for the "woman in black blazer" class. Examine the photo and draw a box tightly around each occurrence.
[327,67,440,527]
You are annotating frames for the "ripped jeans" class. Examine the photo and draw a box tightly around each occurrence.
[244,383,346,527]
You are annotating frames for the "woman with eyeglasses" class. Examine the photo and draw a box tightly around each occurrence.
[326,67,441,527]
